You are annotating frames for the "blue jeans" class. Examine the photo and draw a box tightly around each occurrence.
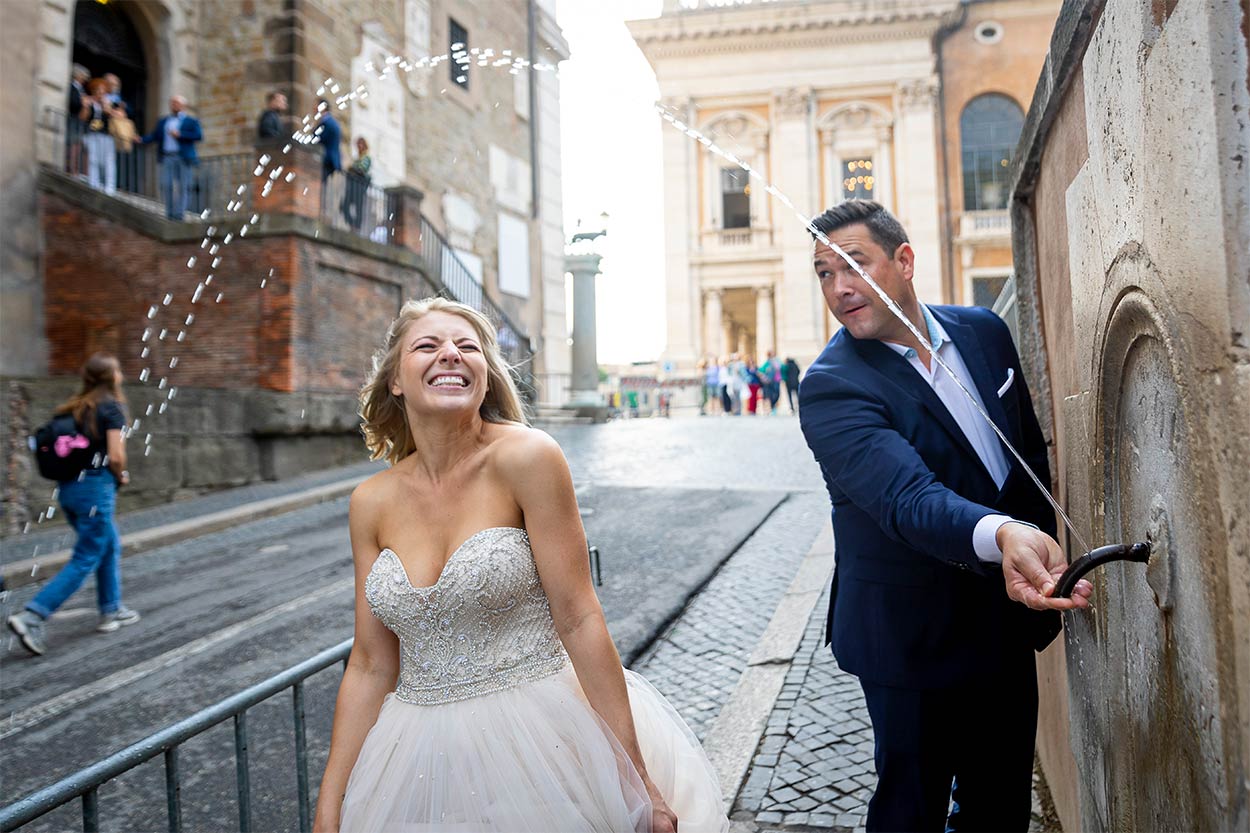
[160,156,194,219]
[27,469,122,618]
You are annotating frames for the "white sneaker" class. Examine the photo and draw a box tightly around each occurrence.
[97,606,141,633]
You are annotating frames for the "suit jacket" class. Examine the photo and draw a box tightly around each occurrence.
[257,109,284,139]
[141,114,203,163]
[798,304,1060,690]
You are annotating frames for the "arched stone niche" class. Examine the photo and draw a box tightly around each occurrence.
[698,110,769,230]
[817,102,893,211]
[1072,275,1238,831]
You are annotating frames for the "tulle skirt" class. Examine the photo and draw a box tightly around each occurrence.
[339,663,728,832]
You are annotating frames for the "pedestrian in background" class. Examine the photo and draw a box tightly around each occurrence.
[81,78,124,194]
[703,357,721,415]
[718,357,732,414]
[7,354,138,657]
[140,95,202,220]
[317,98,343,183]
[67,63,90,176]
[342,136,372,231]
[744,359,762,415]
[257,90,287,140]
[759,350,783,415]
[783,356,801,414]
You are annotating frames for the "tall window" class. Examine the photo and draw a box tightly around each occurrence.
[960,94,1024,211]
[721,168,750,229]
[449,18,469,89]
[841,157,875,201]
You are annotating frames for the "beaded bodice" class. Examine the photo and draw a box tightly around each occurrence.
[364,527,569,705]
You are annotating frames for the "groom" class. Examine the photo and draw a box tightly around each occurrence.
[797,200,1091,831]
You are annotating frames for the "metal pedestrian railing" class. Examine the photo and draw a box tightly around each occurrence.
[320,173,397,246]
[41,106,254,221]
[415,215,534,386]
[0,639,353,833]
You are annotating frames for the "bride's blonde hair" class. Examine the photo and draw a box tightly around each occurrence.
[360,297,528,464]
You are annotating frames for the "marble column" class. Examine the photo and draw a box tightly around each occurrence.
[566,251,603,405]
[755,286,775,360]
[703,288,725,358]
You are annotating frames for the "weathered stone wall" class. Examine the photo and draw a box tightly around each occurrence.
[0,377,366,525]
[1011,0,1250,827]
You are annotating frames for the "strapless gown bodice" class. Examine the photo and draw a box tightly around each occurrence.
[364,527,568,705]
[341,524,729,833]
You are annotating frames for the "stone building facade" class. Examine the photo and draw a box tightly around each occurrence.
[1009,0,1249,826]
[628,0,1060,370]
[0,0,569,518]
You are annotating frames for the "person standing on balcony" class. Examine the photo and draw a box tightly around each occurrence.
[81,78,125,195]
[102,74,137,191]
[342,136,372,232]
[66,63,90,176]
[140,95,202,220]
[257,91,287,140]
[317,99,343,183]
[7,354,138,657]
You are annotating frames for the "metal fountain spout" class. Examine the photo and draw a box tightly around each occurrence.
[1055,542,1152,598]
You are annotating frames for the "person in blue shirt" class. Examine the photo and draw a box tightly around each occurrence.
[318,99,343,183]
[139,95,203,220]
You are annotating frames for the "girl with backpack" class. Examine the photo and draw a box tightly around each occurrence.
[8,354,138,656]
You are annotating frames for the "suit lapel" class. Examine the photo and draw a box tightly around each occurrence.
[933,308,1015,449]
[849,336,983,466]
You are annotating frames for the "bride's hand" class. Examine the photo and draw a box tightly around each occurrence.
[647,783,678,833]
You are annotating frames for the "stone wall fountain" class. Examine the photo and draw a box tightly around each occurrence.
[1009,0,1249,827]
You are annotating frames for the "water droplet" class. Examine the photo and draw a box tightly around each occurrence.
[239,225,248,237]
[300,409,306,418]
[215,293,224,303]
[284,172,296,183]
[236,185,246,196]
[187,256,197,268]
[177,331,186,342]
[144,446,152,457]
[204,274,213,285]
[211,258,222,269]
[140,346,150,358]
[210,244,220,255]
[139,368,150,382]
[223,233,233,244]
[142,327,152,342]
[253,165,265,176]
[162,293,173,305]
[158,402,168,414]
[192,283,205,303]
[168,356,178,369]
[158,329,167,340]
[168,387,177,400]
[259,153,272,166]
[260,279,267,288]
[185,314,195,325]
[145,403,154,416]
[200,208,211,219]
[250,214,260,225]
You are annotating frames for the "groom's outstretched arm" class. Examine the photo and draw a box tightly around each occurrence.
[799,369,998,575]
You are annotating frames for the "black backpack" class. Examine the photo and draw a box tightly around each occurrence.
[31,413,95,483]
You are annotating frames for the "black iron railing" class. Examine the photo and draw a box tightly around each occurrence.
[42,106,254,220]
[320,172,397,246]
[415,215,533,380]
[0,639,353,833]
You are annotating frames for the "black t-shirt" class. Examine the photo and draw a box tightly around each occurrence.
[84,398,126,468]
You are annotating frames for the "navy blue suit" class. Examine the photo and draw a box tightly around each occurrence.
[141,115,203,163]
[799,304,1059,831]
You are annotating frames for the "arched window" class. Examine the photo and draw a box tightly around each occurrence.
[959,94,1024,211]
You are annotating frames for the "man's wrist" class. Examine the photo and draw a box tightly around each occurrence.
[973,515,1038,564]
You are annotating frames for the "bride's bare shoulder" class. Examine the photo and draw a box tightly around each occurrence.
[350,467,399,518]
[488,423,565,477]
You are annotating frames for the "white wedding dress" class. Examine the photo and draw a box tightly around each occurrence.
[339,527,729,832]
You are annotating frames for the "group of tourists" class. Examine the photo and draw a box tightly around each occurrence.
[699,352,801,415]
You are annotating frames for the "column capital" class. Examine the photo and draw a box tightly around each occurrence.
[773,87,811,120]
[755,285,774,299]
[897,78,940,111]
[703,286,724,299]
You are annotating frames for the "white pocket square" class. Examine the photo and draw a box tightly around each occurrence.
[996,368,1015,397]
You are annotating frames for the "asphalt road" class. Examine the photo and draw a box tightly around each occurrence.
[2,415,823,832]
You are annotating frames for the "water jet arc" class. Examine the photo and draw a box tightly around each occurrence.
[1055,542,1151,598]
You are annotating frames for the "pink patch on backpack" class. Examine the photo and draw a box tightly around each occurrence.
[54,434,90,457]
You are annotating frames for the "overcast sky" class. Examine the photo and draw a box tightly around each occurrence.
[556,1,666,365]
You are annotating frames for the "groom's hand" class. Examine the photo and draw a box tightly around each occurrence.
[997,523,1093,611]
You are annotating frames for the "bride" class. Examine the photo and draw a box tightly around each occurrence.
[314,297,728,832]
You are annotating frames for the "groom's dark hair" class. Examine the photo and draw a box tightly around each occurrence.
[810,200,909,259]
